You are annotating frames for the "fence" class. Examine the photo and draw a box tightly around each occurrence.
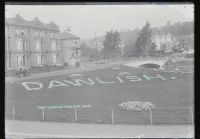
[5,104,194,125]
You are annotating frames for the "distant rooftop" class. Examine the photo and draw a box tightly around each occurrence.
[58,31,80,40]
[151,27,172,36]
[5,14,59,31]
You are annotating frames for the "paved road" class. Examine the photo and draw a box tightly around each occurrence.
[5,58,168,83]
[5,61,123,83]
[5,120,194,138]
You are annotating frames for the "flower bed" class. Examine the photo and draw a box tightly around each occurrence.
[118,101,156,111]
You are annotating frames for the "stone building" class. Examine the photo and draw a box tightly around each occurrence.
[5,14,80,71]
[151,28,194,53]
[58,31,81,66]
[173,34,194,51]
[151,28,174,52]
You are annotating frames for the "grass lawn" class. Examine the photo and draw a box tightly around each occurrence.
[5,65,194,125]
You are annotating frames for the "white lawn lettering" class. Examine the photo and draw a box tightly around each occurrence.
[21,73,168,91]
[37,104,91,110]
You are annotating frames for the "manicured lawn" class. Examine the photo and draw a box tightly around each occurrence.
[5,65,194,125]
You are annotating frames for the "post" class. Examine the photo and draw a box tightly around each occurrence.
[95,32,98,71]
[74,108,77,122]
[149,109,153,125]
[111,108,114,124]
[190,107,193,125]
[12,106,15,120]
[42,109,45,121]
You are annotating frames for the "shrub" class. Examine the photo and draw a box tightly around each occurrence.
[75,62,80,68]
[6,70,18,77]
[63,62,69,67]
[43,64,50,71]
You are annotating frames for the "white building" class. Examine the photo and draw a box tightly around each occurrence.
[151,28,174,53]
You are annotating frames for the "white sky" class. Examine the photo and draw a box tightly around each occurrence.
[5,3,194,40]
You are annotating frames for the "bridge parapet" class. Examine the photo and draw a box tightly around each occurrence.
[124,59,168,68]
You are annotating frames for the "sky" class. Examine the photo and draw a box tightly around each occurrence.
[5,3,194,40]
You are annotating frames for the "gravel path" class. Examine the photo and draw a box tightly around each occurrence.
[5,120,194,138]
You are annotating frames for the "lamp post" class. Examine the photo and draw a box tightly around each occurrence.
[95,32,98,70]
[5,9,11,69]
[119,42,125,62]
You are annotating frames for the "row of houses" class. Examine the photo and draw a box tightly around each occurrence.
[5,14,81,71]
[151,28,194,53]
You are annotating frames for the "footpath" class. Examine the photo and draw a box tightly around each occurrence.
[5,61,123,83]
[5,120,194,138]
[5,57,168,83]
[6,57,191,83]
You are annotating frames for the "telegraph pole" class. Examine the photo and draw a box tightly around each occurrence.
[95,32,98,70]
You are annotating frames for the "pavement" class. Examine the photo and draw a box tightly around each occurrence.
[5,120,194,138]
[5,61,123,83]
[5,58,168,83]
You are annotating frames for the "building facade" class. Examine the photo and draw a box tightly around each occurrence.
[173,34,194,51]
[151,28,194,53]
[59,31,81,66]
[151,29,174,52]
[5,14,80,71]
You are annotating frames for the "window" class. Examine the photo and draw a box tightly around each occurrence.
[17,40,22,50]
[54,33,58,38]
[50,33,54,38]
[52,54,57,64]
[40,31,44,37]
[73,41,78,45]
[17,56,22,66]
[52,40,57,50]
[17,39,25,50]
[36,40,42,50]
[36,55,42,65]
[21,29,25,36]
[16,28,20,35]
[17,55,26,66]
[75,48,79,55]
[22,40,26,50]
[34,30,40,36]
[72,49,74,57]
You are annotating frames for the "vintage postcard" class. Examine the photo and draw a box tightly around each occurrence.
[5,3,194,138]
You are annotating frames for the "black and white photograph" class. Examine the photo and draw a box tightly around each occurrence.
[5,3,194,138]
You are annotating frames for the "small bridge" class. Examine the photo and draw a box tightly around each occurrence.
[124,59,168,68]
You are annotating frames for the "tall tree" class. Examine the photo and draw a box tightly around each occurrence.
[149,42,157,56]
[133,22,152,57]
[80,43,100,60]
[102,30,121,58]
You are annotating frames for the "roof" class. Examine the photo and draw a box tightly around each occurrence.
[58,31,80,40]
[5,14,59,31]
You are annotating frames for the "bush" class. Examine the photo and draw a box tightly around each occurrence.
[6,70,18,77]
[164,60,173,66]
[30,65,49,73]
[75,62,80,68]
[43,64,50,71]
[63,62,69,67]
[139,63,160,69]
[30,66,44,70]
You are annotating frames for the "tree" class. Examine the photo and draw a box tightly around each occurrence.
[133,22,152,57]
[149,42,157,56]
[80,43,100,61]
[102,30,121,58]
[124,42,136,57]
[161,21,193,36]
